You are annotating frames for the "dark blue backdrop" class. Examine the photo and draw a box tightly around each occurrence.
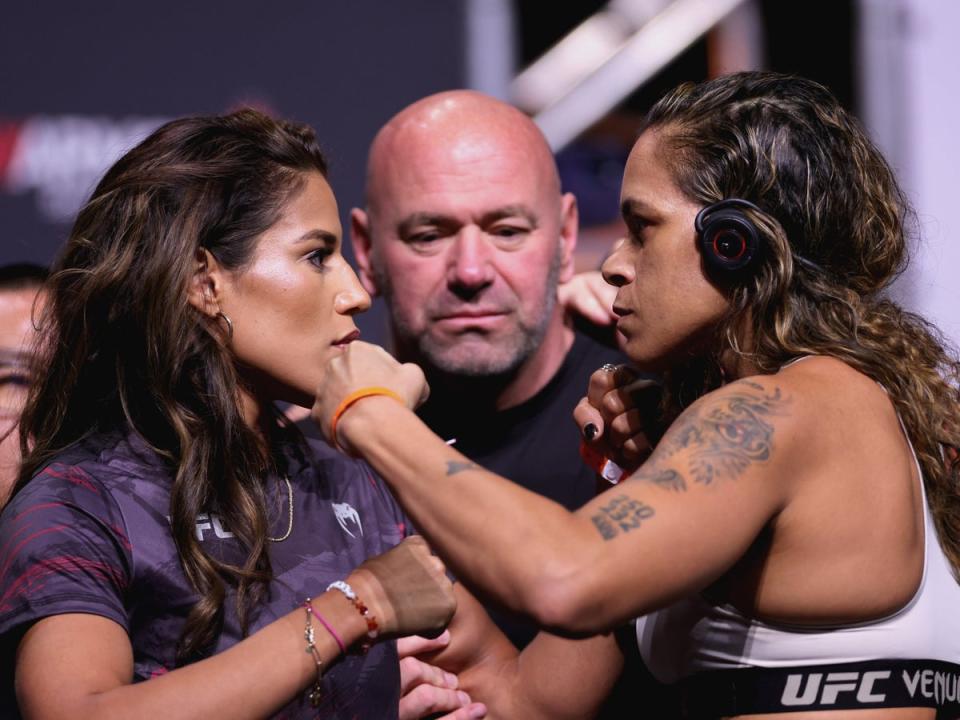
[0,1,468,340]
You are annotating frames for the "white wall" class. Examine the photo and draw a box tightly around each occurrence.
[860,0,960,346]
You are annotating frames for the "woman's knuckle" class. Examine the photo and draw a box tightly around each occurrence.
[601,393,623,415]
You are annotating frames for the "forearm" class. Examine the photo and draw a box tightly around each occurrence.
[340,399,601,629]
[92,610,331,719]
[433,587,620,720]
[18,585,371,720]
[460,633,621,720]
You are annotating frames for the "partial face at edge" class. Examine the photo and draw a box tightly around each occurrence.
[216,172,371,407]
[0,287,41,419]
[361,131,573,377]
[0,286,43,504]
[602,130,729,372]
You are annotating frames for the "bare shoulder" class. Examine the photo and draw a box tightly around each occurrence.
[646,357,887,491]
[773,355,899,435]
[775,354,886,397]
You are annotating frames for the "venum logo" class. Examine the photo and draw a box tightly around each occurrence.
[333,502,363,538]
[781,671,890,706]
[903,669,960,705]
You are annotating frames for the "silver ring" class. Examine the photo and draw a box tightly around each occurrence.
[600,363,618,373]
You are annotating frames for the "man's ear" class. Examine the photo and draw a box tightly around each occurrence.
[350,207,381,297]
[558,192,579,284]
[186,248,225,316]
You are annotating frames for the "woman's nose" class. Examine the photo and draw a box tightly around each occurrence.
[335,266,372,315]
[601,241,632,288]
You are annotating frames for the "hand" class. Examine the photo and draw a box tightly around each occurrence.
[558,271,617,327]
[398,633,488,720]
[312,340,430,452]
[573,364,661,474]
[347,536,456,639]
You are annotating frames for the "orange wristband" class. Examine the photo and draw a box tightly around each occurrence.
[329,387,404,451]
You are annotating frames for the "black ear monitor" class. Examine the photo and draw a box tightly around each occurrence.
[694,198,763,274]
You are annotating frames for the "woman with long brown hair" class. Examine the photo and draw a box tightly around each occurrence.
[0,109,463,719]
[310,72,960,718]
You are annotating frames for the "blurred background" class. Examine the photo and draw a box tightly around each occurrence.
[1,0,957,344]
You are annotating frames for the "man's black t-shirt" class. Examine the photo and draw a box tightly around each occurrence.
[417,328,626,649]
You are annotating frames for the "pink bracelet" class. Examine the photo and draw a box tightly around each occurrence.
[304,598,347,655]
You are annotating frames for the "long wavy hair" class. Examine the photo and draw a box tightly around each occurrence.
[16,108,328,661]
[639,71,960,575]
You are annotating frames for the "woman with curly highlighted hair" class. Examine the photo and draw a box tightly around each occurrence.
[311,73,960,718]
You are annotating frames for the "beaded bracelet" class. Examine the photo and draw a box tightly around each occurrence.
[327,580,380,651]
[302,598,325,707]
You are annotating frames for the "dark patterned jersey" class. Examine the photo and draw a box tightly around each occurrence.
[0,429,409,719]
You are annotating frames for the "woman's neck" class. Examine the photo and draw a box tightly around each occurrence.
[237,386,274,456]
[719,348,762,383]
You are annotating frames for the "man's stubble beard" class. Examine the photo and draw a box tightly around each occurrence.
[373,247,562,381]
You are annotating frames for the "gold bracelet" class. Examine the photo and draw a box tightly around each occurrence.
[302,598,324,707]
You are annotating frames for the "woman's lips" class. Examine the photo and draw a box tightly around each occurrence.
[333,329,361,345]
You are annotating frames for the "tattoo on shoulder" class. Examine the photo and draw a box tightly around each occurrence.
[590,494,655,541]
[656,381,788,487]
[446,460,479,476]
[635,467,687,492]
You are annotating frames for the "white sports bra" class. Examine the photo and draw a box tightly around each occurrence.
[634,360,960,715]
[636,462,960,679]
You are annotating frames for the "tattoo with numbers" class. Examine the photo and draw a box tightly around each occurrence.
[446,460,479,476]
[656,380,786,486]
[590,494,656,541]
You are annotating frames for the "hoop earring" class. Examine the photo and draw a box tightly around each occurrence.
[215,311,234,341]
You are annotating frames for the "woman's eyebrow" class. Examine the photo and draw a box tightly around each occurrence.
[620,197,655,222]
[293,229,338,245]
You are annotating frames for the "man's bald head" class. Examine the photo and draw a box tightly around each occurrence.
[365,90,561,218]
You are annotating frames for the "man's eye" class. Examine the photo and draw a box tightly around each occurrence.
[0,372,31,413]
[408,231,441,245]
[0,373,30,388]
[405,231,450,253]
[491,226,526,238]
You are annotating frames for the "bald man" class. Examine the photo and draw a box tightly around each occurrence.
[351,91,628,650]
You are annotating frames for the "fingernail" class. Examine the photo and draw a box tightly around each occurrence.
[437,629,451,644]
[583,423,598,441]
[470,705,487,719]
[445,672,459,688]
[457,691,471,705]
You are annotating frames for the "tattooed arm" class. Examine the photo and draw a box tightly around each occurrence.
[316,344,802,635]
